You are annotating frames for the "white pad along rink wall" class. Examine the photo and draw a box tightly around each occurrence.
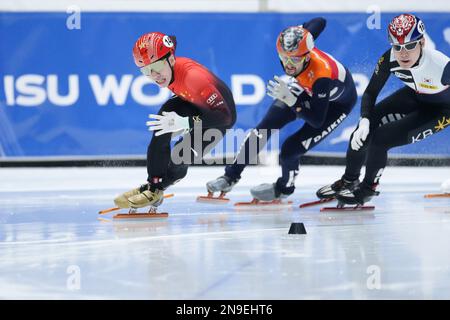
[0,0,450,164]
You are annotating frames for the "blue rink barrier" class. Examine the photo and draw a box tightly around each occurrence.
[0,12,449,158]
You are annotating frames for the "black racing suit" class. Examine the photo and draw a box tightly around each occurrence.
[224,17,358,195]
[343,47,450,185]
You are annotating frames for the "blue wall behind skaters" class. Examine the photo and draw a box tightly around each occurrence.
[0,12,449,157]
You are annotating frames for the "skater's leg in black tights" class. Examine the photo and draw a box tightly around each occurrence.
[277,107,351,195]
[344,87,420,181]
[162,126,228,189]
[147,97,196,183]
[363,106,450,185]
[224,100,296,180]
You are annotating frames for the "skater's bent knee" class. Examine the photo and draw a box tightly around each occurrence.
[168,164,188,179]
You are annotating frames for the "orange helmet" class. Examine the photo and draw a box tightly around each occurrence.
[132,32,176,68]
[276,26,314,57]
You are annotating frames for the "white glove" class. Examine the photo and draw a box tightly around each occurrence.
[287,79,304,97]
[266,75,298,107]
[351,118,370,151]
[146,111,190,137]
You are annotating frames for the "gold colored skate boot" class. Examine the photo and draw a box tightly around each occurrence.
[127,188,164,208]
[113,184,149,208]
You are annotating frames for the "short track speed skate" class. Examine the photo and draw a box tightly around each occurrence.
[319,200,375,212]
[112,206,169,219]
[234,198,293,209]
[234,183,293,210]
[197,191,230,204]
[320,182,378,212]
[313,177,360,204]
[197,176,239,204]
[99,193,173,219]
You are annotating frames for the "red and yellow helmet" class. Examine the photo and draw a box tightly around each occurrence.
[276,26,314,57]
[132,32,176,67]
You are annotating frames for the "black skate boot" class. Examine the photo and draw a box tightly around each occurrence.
[316,177,360,199]
[336,182,380,205]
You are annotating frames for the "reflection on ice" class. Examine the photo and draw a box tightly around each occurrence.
[0,166,449,299]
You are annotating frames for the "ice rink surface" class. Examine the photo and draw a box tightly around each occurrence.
[0,165,449,299]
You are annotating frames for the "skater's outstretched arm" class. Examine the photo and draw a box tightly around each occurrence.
[302,17,327,40]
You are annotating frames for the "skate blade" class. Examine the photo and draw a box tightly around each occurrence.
[424,193,450,198]
[113,212,168,219]
[320,205,375,212]
[99,193,174,215]
[196,196,230,204]
[234,199,293,210]
[299,198,335,208]
[196,192,229,204]
[99,207,121,215]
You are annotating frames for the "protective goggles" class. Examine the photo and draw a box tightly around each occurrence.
[140,59,167,76]
[392,40,420,52]
[279,54,307,66]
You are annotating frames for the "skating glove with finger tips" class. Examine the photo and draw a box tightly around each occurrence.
[146,111,190,137]
[266,75,300,107]
[351,118,370,151]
